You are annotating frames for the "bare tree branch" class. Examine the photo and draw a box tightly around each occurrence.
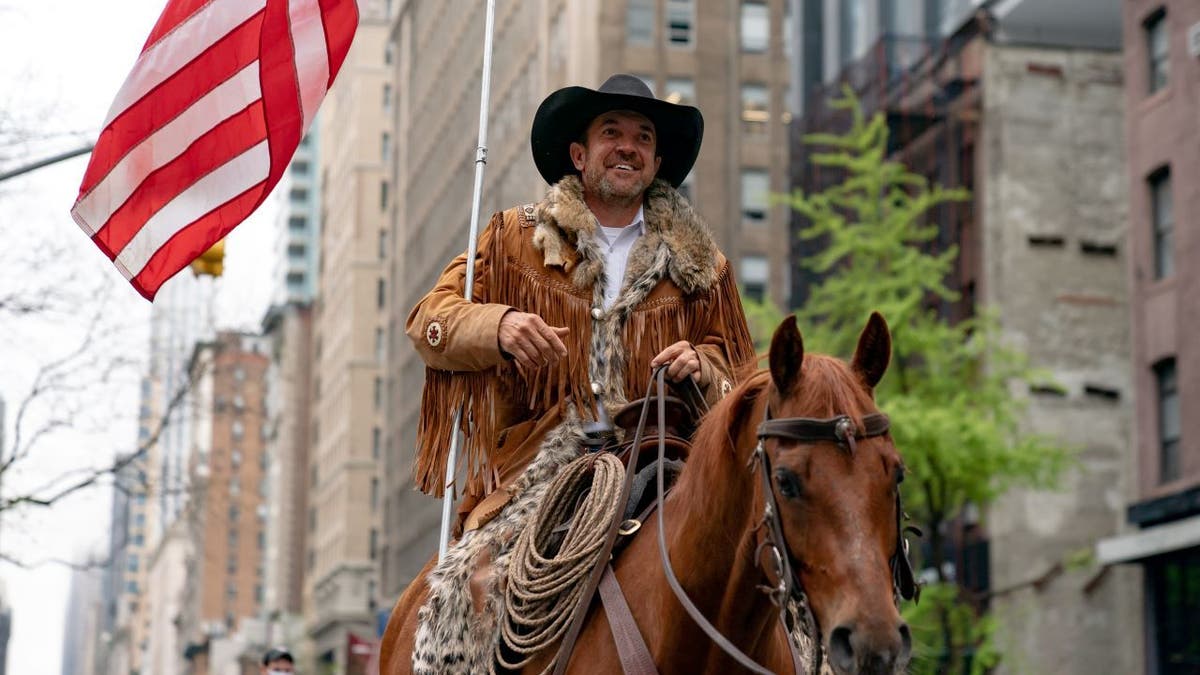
[0,367,201,511]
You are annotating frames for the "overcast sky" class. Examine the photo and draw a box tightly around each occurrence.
[0,2,277,673]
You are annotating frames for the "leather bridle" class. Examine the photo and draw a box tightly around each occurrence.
[649,367,920,675]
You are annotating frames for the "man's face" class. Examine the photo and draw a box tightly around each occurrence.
[262,659,295,674]
[569,110,662,206]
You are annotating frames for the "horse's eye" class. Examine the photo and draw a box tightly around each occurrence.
[895,467,906,485]
[774,468,802,500]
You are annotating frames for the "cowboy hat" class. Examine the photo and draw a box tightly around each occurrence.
[530,73,703,188]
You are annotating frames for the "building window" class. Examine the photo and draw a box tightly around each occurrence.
[741,169,770,223]
[666,0,693,46]
[1155,358,1180,484]
[286,272,305,288]
[370,528,378,560]
[384,42,394,65]
[287,216,307,232]
[664,78,694,106]
[228,528,239,548]
[308,506,317,533]
[229,504,240,525]
[1150,168,1173,279]
[1145,10,1169,94]
[1148,549,1200,672]
[372,427,381,459]
[378,229,387,260]
[741,1,769,52]
[740,255,769,302]
[382,83,392,112]
[375,327,385,362]
[227,554,237,575]
[226,583,237,603]
[291,160,310,175]
[377,278,386,309]
[298,133,312,148]
[741,84,769,134]
[128,555,139,572]
[127,580,139,594]
[232,420,244,440]
[371,477,379,511]
[380,180,389,211]
[374,377,383,411]
[839,0,867,66]
[287,243,306,259]
[289,187,309,203]
[381,132,391,164]
[627,0,653,45]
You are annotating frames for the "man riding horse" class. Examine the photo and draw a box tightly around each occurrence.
[405,73,755,534]
[382,74,756,672]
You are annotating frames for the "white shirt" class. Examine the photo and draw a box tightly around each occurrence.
[594,205,645,309]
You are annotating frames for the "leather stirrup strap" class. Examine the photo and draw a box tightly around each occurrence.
[551,374,662,675]
[599,565,659,675]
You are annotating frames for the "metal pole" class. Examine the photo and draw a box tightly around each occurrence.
[0,144,94,184]
[439,0,497,562]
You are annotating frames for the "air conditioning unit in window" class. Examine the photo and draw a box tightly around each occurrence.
[1189,22,1200,59]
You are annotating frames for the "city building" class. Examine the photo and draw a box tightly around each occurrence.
[274,126,322,308]
[305,2,392,670]
[382,0,796,605]
[143,520,190,675]
[259,104,323,666]
[793,1,1139,672]
[177,332,271,673]
[94,453,140,675]
[260,302,315,653]
[0,581,10,675]
[61,568,103,675]
[1095,1,1200,673]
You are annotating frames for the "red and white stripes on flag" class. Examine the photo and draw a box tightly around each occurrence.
[71,0,358,300]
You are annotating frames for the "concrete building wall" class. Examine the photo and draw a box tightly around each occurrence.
[307,4,390,663]
[61,568,103,675]
[262,304,313,619]
[979,43,1142,674]
[144,521,190,675]
[382,0,795,602]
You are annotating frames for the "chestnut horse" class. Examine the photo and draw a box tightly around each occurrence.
[381,313,912,674]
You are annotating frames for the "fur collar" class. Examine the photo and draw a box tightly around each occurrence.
[531,175,720,294]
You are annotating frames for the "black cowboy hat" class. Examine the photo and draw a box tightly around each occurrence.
[530,73,703,188]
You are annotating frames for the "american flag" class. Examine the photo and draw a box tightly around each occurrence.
[71,0,358,300]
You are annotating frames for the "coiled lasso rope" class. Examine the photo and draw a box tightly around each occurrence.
[496,451,625,672]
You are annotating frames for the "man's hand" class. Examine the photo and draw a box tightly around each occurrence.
[498,311,569,371]
[651,341,701,383]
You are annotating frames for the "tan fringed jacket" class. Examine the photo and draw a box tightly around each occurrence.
[406,176,755,530]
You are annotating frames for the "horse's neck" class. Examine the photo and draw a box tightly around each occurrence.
[656,395,783,660]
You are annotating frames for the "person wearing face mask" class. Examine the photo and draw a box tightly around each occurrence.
[260,646,295,674]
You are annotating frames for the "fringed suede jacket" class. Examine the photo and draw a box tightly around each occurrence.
[406,176,756,532]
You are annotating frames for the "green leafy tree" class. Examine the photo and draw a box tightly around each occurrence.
[762,90,1071,672]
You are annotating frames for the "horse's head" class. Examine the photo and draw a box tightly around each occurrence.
[762,312,910,674]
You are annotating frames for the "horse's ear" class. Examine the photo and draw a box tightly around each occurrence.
[852,311,891,389]
[769,315,804,395]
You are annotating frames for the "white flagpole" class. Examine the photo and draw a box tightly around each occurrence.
[439,0,497,562]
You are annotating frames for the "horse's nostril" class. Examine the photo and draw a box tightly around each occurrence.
[829,624,855,672]
[897,622,912,660]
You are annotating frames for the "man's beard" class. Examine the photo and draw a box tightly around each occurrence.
[582,162,648,207]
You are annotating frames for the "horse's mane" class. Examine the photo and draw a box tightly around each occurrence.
[691,354,879,465]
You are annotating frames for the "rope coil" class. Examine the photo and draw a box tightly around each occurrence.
[497,452,626,672]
